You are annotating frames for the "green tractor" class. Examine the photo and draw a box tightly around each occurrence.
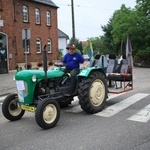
[2,47,108,129]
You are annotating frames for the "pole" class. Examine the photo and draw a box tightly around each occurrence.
[71,0,75,43]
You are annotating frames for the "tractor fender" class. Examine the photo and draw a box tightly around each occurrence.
[78,67,106,77]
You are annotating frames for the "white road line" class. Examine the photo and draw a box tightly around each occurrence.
[127,104,150,122]
[95,93,150,117]
[66,93,126,113]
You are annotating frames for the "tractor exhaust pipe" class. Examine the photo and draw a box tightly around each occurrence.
[43,45,47,79]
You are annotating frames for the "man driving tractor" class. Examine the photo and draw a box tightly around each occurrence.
[63,44,87,96]
[58,44,87,96]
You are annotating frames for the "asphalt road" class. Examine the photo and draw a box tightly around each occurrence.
[0,67,150,150]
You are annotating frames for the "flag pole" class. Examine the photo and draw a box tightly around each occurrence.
[89,41,94,67]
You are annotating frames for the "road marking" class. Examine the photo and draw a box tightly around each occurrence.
[95,93,149,117]
[127,104,150,122]
[2,93,150,123]
[65,93,126,113]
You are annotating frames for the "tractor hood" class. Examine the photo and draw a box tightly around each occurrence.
[15,68,64,81]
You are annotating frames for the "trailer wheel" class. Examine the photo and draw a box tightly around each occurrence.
[35,99,60,129]
[78,71,108,114]
[2,93,25,121]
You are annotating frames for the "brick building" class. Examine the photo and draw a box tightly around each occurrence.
[0,0,59,74]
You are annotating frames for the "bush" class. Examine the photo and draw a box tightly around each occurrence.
[25,62,32,69]
[48,60,53,66]
[37,61,43,67]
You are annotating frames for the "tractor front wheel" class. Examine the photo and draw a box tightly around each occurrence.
[35,98,60,129]
[2,93,25,121]
[78,71,108,114]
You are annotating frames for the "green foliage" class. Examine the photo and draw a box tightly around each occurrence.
[134,0,150,60]
[101,0,150,64]
[101,18,120,55]
[58,50,63,59]
[82,37,106,57]
[67,0,150,64]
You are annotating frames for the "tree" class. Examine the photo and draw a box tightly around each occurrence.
[110,1,150,63]
[101,18,120,55]
[82,37,105,57]
[111,5,138,54]
[134,0,150,63]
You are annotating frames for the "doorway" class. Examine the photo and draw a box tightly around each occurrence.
[0,34,8,74]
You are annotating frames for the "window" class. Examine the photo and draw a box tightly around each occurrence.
[35,8,40,24]
[36,38,41,53]
[23,6,28,22]
[46,11,51,26]
[47,39,51,53]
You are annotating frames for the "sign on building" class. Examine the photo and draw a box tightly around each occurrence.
[22,29,31,48]
[22,29,31,40]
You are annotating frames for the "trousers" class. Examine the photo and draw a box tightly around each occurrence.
[64,68,80,94]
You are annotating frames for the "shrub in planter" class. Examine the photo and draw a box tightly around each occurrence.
[48,60,53,66]
[16,64,22,71]
[24,62,32,69]
[37,61,43,67]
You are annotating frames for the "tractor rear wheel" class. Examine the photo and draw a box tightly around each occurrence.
[2,93,25,121]
[35,98,60,129]
[78,71,108,114]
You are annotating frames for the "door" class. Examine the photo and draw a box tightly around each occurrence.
[0,34,8,74]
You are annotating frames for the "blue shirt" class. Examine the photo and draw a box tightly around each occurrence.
[62,52,85,69]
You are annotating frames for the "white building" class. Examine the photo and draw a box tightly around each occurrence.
[58,29,69,56]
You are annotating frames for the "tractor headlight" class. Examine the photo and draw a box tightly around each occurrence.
[32,75,37,82]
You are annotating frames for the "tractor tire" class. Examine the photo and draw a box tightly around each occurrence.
[2,93,25,121]
[78,71,108,114]
[35,98,60,129]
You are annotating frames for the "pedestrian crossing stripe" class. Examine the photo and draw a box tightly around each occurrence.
[95,93,149,117]
[127,104,150,122]
[66,92,126,113]
[1,93,150,123]
[66,93,150,123]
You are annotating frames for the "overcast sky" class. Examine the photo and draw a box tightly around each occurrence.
[53,0,136,41]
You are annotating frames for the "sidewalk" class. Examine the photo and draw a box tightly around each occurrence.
[0,71,16,96]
